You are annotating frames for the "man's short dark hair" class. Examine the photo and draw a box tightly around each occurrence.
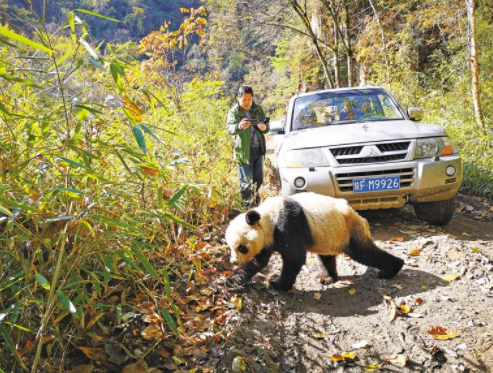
[238,85,254,97]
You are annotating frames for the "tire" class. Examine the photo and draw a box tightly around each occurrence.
[413,195,457,226]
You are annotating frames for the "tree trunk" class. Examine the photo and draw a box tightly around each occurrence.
[288,0,334,88]
[333,19,340,88]
[358,60,367,85]
[344,2,353,87]
[369,0,392,84]
[466,0,485,130]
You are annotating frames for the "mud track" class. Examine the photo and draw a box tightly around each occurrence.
[216,141,493,372]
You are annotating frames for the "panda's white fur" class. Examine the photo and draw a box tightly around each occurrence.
[226,193,368,263]
[225,192,404,291]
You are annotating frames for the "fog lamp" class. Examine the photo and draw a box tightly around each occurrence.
[294,177,306,188]
[446,165,456,177]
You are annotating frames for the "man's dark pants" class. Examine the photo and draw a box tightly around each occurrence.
[239,146,263,204]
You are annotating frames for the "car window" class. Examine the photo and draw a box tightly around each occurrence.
[292,89,404,131]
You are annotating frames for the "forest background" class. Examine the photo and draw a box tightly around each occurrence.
[0,0,492,371]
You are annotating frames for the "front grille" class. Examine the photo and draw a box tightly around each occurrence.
[376,142,410,152]
[335,168,415,192]
[331,146,363,156]
[330,141,411,165]
[337,154,406,164]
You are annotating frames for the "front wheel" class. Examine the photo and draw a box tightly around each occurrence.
[413,196,457,226]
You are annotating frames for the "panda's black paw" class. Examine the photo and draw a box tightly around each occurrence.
[378,260,404,279]
[269,278,293,292]
[226,272,249,290]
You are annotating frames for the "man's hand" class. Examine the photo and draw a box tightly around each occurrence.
[240,118,250,130]
[257,122,266,132]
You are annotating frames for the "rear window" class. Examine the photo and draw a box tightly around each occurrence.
[292,89,404,131]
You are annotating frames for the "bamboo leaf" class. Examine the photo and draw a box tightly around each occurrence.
[161,308,179,337]
[110,62,123,91]
[115,250,141,271]
[0,101,12,117]
[78,219,95,237]
[34,274,50,290]
[162,210,196,230]
[90,214,139,232]
[140,123,165,145]
[80,39,98,60]
[57,291,78,318]
[131,245,161,283]
[0,204,13,217]
[48,49,74,72]
[75,9,121,22]
[44,215,75,223]
[0,325,29,370]
[132,125,147,154]
[167,186,187,208]
[57,157,89,169]
[0,25,53,53]
[68,12,77,44]
[0,69,43,89]
[87,57,105,71]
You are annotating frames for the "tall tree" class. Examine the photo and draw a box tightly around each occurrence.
[287,0,335,88]
[466,0,485,129]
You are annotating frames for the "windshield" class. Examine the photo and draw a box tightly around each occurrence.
[291,89,404,131]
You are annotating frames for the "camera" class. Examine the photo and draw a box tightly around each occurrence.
[250,117,270,128]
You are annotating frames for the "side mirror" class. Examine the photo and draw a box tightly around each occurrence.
[407,107,423,121]
[270,119,285,135]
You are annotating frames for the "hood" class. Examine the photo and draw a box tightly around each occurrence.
[284,120,447,149]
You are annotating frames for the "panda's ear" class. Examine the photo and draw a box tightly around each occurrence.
[245,210,261,226]
[227,208,242,221]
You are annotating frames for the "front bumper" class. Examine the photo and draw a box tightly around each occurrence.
[279,155,463,210]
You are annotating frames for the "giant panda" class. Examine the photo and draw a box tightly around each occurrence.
[225,192,404,291]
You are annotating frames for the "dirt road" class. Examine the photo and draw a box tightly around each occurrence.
[216,139,493,372]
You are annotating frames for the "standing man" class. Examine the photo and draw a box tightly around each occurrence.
[227,85,270,206]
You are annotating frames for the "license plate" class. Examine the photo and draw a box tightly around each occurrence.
[353,176,400,193]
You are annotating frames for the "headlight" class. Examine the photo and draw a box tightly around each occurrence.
[285,148,329,168]
[415,137,458,159]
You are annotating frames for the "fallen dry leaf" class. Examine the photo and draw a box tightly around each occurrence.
[313,292,322,300]
[232,356,247,373]
[141,324,164,340]
[365,364,382,371]
[333,279,354,288]
[415,297,424,305]
[408,249,422,256]
[442,274,460,282]
[400,304,411,314]
[330,353,345,362]
[389,236,405,243]
[68,364,95,373]
[142,314,164,323]
[341,351,357,360]
[384,354,408,367]
[121,360,148,373]
[471,247,480,253]
[348,288,357,295]
[384,295,398,322]
[427,326,460,340]
[78,347,106,361]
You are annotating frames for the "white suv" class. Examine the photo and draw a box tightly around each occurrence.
[272,86,462,225]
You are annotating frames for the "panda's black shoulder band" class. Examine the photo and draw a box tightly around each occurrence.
[245,210,261,226]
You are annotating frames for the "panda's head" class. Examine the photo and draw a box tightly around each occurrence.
[225,209,266,264]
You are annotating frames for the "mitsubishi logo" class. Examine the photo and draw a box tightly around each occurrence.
[360,146,382,158]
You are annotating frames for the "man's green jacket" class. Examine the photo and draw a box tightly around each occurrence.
[227,102,270,163]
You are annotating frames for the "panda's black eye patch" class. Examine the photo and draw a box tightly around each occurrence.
[238,245,249,254]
